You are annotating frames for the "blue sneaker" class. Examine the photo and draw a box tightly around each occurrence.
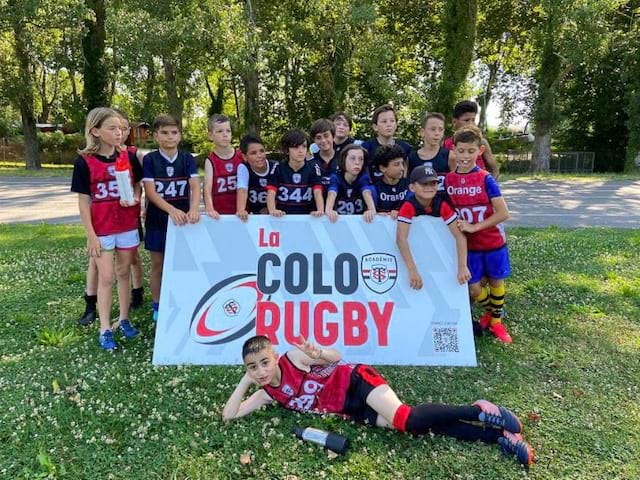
[498,430,534,467]
[474,399,522,434]
[98,329,118,351]
[118,319,139,339]
[152,309,158,322]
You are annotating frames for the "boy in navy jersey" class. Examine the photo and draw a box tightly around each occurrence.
[236,133,276,220]
[443,101,499,178]
[204,114,244,217]
[444,126,512,343]
[396,166,471,289]
[372,144,409,220]
[362,104,412,179]
[408,112,456,198]
[325,144,376,222]
[222,335,534,467]
[143,115,200,321]
[309,118,340,188]
[266,129,324,216]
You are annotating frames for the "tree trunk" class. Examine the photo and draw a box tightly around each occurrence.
[242,69,260,134]
[82,0,108,111]
[162,56,183,125]
[531,23,561,172]
[532,129,551,172]
[478,62,498,131]
[141,60,156,123]
[241,0,261,134]
[432,0,478,117]
[10,6,40,169]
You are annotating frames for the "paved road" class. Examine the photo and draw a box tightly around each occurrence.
[1,176,639,228]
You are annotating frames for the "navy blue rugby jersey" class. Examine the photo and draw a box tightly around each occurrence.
[266,160,323,214]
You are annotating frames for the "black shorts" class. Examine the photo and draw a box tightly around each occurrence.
[341,364,387,426]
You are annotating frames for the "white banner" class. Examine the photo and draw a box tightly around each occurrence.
[152,215,477,366]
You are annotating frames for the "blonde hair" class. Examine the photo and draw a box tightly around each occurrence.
[78,107,121,155]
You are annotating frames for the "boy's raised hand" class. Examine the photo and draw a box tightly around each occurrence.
[294,337,322,359]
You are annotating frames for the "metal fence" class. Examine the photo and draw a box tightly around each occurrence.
[499,150,595,174]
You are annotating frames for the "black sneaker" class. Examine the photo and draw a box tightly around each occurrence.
[78,307,96,327]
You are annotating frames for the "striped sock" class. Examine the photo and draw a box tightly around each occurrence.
[489,283,506,325]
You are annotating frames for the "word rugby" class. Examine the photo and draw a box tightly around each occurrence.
[152,216,477,366]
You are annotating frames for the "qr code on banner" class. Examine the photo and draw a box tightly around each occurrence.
[433,326,459,353]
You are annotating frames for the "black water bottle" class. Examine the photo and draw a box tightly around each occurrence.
[292,426,350,454]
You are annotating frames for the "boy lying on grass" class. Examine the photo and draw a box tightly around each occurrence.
[222,335,534,467]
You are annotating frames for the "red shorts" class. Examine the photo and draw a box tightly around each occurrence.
[341,364,387,425]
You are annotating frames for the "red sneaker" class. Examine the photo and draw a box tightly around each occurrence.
[478,311,492,330]
[490,322,512,343]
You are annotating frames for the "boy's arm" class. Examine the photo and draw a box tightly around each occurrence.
[78,193,101,257]
[187,176,201,223]
[458,196,510,234]
[481,139,499,178]
[311,186,324,217]
[395,218,423,289]
[203,159,218,217]
[143,181,188,226]
[447,221,471,284]
[447,150,457,172]
[222,373,272,423]
[266,188,284,217]
[289,338,341,367]
[362,189,377,223]
[325,190,338,222]
[236,188,249,221]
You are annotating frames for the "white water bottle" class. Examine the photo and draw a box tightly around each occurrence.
[115,152,135,204]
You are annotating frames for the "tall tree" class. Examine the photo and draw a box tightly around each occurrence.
[5,0,40,169]
[82,0,109,110]
[530,0,623,172]
[431,0,478,118]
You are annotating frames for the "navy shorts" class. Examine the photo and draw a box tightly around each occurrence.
[468,245,511,285]
[144,229,167,253]
[342,364,387,425]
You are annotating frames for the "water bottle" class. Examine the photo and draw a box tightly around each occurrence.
[292,426,350,454]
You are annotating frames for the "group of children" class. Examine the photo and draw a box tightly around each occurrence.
[70,101,529,467]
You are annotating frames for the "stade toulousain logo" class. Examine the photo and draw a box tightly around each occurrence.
[190,274,269,344]
[361,253,397,294]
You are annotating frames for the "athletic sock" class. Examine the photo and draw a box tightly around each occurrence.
[473,286,491,310]
[393,403,479,435]
[489,283,506,325]
[131,286,144,299]
[84,294,97,311]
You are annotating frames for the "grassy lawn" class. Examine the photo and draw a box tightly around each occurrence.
[0,161,73,178]
[1,224,639,479]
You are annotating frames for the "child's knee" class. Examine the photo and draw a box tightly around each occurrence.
[468,282,483,298]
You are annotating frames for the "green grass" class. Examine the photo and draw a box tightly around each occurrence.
[1,224,639,479]
[0,161,73,178]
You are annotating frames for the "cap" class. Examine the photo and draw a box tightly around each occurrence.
[409,165,438,184]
